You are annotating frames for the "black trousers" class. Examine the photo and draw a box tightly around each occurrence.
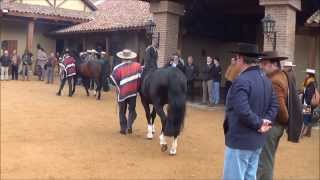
[118,96,137,131]
[187,80,194,101]
[11,65,19,80]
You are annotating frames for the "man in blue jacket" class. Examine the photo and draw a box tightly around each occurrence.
[223,43,279,180]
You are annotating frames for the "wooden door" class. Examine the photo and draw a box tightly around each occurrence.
[1,40,18,56]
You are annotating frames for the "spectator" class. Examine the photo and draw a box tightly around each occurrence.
[36,44,48,81]
[21,49,33,81]
[224,57,241,101]
[185,56,198,101]
[0,50,11,81]
[301,68,317,137]
[282,61,297,85]
[223,43,279,180]
[166,54,185,73]
[46,52,57,84]
[212,57,222,105]
[258,52,303,180]
[11,49,21,80]
[201,56,214,105]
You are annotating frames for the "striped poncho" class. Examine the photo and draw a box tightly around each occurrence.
[110,61,142,102]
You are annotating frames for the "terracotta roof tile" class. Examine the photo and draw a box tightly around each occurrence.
[0,2,93,21]
[54,0,151,34]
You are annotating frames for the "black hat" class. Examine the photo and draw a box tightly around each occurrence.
[258,51,288,61]
[231,43,264,57]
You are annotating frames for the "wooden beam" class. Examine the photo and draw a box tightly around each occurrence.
[26,20,35,52]
[57,0,68,8]
[45,0,54,7]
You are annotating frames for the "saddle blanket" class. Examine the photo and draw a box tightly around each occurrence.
[59,56,76,78]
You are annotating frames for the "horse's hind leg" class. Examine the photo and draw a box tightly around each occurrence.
[142,101,153,139]
[96,79,102,100]
[83,78,90,96]
[151,107,156,134]
[57,78,66,96]
[154,104,168,152]
[169,136,178,156]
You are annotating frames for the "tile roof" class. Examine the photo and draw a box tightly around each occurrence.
[0,2,93,22]
[306,9,320,27]
[54,0,152,34]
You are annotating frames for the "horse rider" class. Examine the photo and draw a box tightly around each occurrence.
[110,49,142,135]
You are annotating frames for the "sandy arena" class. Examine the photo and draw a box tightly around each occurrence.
[1,80,319,179]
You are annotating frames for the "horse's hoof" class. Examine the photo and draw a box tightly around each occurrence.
[169,149,177,156]
[161,144,168,152]
[56,93,61,96]
[146,133,153,140]
[127,128,132,134]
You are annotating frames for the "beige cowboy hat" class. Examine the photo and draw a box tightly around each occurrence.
[86,49,92,53]
[282,60,296,67]
[100,51,107,55]
[117,49,137,60]
[305,68,316,74]
[91,49,98,54]
[258,51,288,61]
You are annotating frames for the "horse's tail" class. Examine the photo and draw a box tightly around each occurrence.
[165,71,187,137]
[101,60,110,92]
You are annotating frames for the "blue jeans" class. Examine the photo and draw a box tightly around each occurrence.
[212,81,220,104]
[223,146,262,180]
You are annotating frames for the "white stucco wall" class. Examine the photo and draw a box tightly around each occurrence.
[294,34,320,86]
[0,20,56,57]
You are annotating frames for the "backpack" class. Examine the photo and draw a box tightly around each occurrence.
[23,54,32,65]
[311,87,320,107]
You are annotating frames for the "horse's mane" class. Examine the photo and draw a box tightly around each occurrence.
[144,46,158,74]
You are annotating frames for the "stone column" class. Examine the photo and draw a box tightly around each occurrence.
[259,0,301,61]
[26,20,35,52]
[149,1,184,67]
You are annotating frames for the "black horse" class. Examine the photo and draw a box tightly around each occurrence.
[140,46,187,155]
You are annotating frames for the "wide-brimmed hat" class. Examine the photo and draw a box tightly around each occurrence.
[258,51,288,61]
[100,51,106,55]
[231,43,264,57]
[282,61,296,67]
[117,49,137,60]
[306,68,316,74]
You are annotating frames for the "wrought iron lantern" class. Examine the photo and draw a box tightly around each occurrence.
[261,14,277,51]
[146,19,160,47]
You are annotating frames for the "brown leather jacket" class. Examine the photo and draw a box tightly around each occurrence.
[268,70,289,124]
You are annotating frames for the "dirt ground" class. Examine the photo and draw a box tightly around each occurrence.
[1,79,319,180]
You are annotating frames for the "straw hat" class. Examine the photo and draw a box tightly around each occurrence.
[116,49,137,60]
[282,61,296,67]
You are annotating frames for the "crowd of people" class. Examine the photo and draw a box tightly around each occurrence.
[0,42,319,179]
[0,44,58,83]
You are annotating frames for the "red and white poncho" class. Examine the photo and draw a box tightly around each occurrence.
[59,55,76,78]
[110,61,142,102]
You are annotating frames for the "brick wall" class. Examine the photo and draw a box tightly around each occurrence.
[150,1,184,67]
[263,5,297,61]
[260,0,301,62]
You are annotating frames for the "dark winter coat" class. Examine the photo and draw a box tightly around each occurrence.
[185,64,198,81]
[0,55,11,67]
[224,66,279,150]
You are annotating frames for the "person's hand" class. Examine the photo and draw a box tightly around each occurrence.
[258,119,272,133]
